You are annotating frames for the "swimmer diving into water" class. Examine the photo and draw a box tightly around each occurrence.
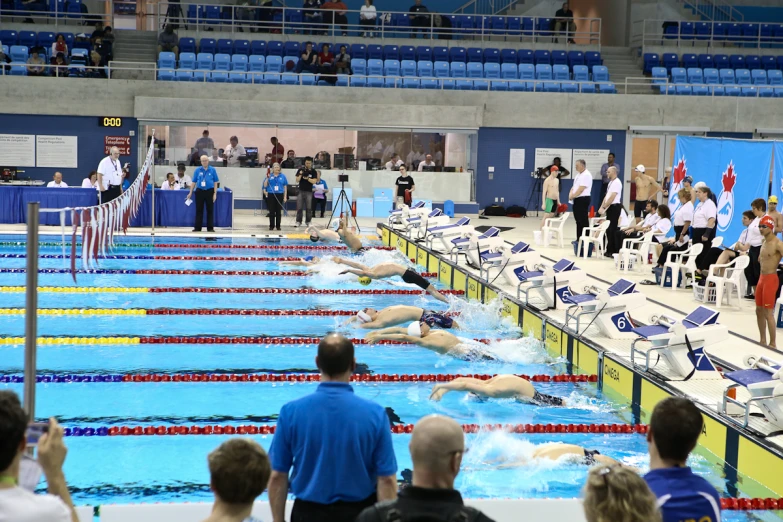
[280,255,322,267]
[366,322,495,361]
[307,214,366,253]
[428,374,567,406]
[334,258,448,303]
[346,305,460,329]
[490,443,619,469]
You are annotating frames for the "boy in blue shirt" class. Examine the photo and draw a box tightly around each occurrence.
[186,155,220,232]
[644,397,721,522]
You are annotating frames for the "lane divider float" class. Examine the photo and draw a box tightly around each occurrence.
[0,242,397,251]
[0,287,464,296]
[0,254,303,262]
[0,269,438,278]
[1,373,598,384]
[0,308,359,316]
[0,336,492,345]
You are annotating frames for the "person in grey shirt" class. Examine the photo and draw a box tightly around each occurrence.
[600,152,620,204]
[195,130,214,157]
[157,24,179,56]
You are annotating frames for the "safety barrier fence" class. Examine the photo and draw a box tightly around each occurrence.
[638,18,783,51]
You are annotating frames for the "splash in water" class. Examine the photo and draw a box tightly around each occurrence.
[446,298,522,335]
[481,337,552,365]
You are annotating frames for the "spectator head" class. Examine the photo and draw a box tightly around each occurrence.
[287,150,296,159]
[53,172,63,183]
[562,2,569,9]
[741,210,754,225]
[425,154,433,163]
[322,43,330,53]
[90,51,101,65]
[648,397,703,466]
[212,148,218,157]
[683,175,693,187]
[607,166,618,179]
[0,391,27,476]
[582,466,661,522]
[164,24,175,34]
[607,152,615,164]
[200,155,210,168]
[230,136,239,147]
[694,185,711,202]
[409,415,465,489]
[316,333,356,379]
[56,33,64,43]
[575,159,586,172]
[94,21,103,30]
[751,198,767,215]
[665,166,672,175]
[30,51,39,59]
[202,129,209,138]
[657,204,670,220]
[89,171,97,183]
[166,172,175,183]
[365,0,373,5]
[208,438,271,508]
[399,165,408,176]
[391,153,400,161]
[340,45,347,53]
[110,146,120,160]
[177,163,186,175]
[272,162,281,174]
[104,26,113,35]
[55,52,65,64]
[553,157,562,166]
[770,195,778,211]
[271,137,278,145]
[415,0,422,5]
[646,200,658,213]
[677,188,690,204]
[305,41,313,52]
[759,215,775,237]
[304,156,313,168]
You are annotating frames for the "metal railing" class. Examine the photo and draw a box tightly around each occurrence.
[623,75,780,98]
[0,0,112,27]
[638,19,783,51]
[153,2,602,45]
[680,0,743,22]
[0,61,155,79]
[455,0,520,16]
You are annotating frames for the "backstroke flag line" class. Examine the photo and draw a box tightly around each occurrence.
[68,137,155,281]
[773,142,783,212]
[670,136,773,242]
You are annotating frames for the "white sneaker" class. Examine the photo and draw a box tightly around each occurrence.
[294,222,301,228]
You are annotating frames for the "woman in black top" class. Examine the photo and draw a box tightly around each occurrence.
[295,42,319,74]
[395,166,415,209]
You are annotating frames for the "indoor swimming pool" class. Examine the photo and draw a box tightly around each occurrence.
[0,234,779,521]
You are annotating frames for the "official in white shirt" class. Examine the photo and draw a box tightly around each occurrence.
[568,159,593,243]
[417,154,436,172]
[46,172,68,188]
[224,136,246,167]
[600,165,623,256]
[160,172,180,190]
[97,146,125,202]
[176,163,192,189]
[615,200,660,248]
[691,184,718,267]
[385,153,404,171]
[656,188,694,267]
[81,171,99,190]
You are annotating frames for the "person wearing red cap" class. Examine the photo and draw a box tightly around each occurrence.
[540,165,561,230]
[755,214,783,347]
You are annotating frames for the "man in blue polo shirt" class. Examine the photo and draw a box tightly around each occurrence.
[644,397,721,522]
[186,155,220,232]
[268,333,398,522]
[265,163,288,231]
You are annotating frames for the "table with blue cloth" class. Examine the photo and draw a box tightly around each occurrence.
[130,187,233,228]
[0,186,99,225]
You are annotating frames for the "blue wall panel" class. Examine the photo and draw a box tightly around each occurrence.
[0,114,138,187]
[475,127,625,210]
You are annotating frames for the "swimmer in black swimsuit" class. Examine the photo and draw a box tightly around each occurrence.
[420,310,455,329]
[429,374,566,405]
[334,258,448,303]
[349,306,459,329]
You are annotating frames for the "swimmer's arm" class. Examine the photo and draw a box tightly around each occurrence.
[451,319,461,329]
[334,258,368,270]
[366,332,418,343]
[340,268,371,278]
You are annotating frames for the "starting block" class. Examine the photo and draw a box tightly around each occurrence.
[464,229,505,267]
[402,209,448,239]
[388,201,426,225]
[448,227,501,263]
[424,217,472,250]
[630,306,725,380]
[563,279,646,339]
[474,241,540,281]
[504,258,585,310]
[720,355,783,431]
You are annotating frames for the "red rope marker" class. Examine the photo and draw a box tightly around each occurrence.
[148,288,464,295]
[135,336,494,345]
[151,244,396,251]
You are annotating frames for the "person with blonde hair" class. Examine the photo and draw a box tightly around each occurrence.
[583,465,662,522]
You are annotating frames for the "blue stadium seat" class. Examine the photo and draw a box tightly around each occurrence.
[433,46,449,62]
[726,23,742,43]
[535,64,552,80]
[729,55,745,69]
[543,82,560,93]
[552,50,567,65]
[695,22,711,40]
[680,22,694,40]
[704,68,719,85]
[518,63,535,80]
[265,55,283,73]
[760,24,776,46]
[299,74,316,86]
[351,77,367,88]
[651,67,668,85]
[9,63,26,76]
[687,68,703,84]
[267,41,283,57]
[580,82,596,93]
[467,47,482,63]
[209,71,229,83]
[585,51,602,69]
[509,80,527,92]
[416,46,432,62]
[418,60,433,77]
[761,56,776,70]
[573,65,589,82]
[186,4,201,25]
[217,39,233,55]
[742,23,759,43]
[735,68,751,85]
[643,53,660,74]
[456,79,473,90]
[776,88,783,97]
[351,44,366,60]
[403,78,420,89]
[682,54,698,69]
[440,79,455,90]
[501,49,517,64]
[199,38,217,54]
[484,48,500,64]
[229,72,248,83]
[281,73,298,85]
[247,72,263,84]
[62,33,75,50]
[537,18,553,38]
[725,85,741,96]
[553,64,569,81]
[671,67,686,84]
[484,62,500,78]
[698,54,713,69]
[534,50,550,65]
[759,87,774,97]
[348,58,365,76]
[473,80,489,91]
[592,65,609,82]
[384,59,400,77]
[712,86,725,96]
[204,5,221,25]
[745,55,760,70]
[450,47,467,63]
[434,61,449,78]
[0,30,18,45]
[658,85,675,95]
[401,59,417,76]
[719,68,735,84]
[9,45,28,62]
[712,23,727,42]
[450,62,466,78]
[367,45,382,60]
[283,42,300,57]
[214,53,231,71]
[179,52,196,70]
[231,54,248,71]
[501,63,517,79]
[249,55,265,72]
[383,45,399,61]
[250,41,266,56]
[366,77,383,88]
[599,82,617,94]
[38,32,56,49]
[768,70,783,85]
[741,86,758,97]
[518,49,533,64]
[158,51,176,69]
[522,17,535,37]
[18,31,36,48]
[233,40,249,56]
[282,55,298,68]
[507,17,521,35]
[675,85,692,95]
[561,81,578,93]
[692,85,709,96]
[175,70,193,82]
[157,68,175,81]
[190,70,208,82]
[467,62,483,78]
[400,46,415,61]
[568,51,584,68]
[662,53,678,71]
[196,53,214,70]
[491,16,505,34]
[421,78,438,89]
[367,59,382,76]
[752,69,767,85]
[714,54,729,69]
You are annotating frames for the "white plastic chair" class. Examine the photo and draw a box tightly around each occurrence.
[711,236,723,248]
[577,220,609,258]
[663,242,703,290]
[618,230,654,273]
[705,254,749,308]
[542,212,570,247]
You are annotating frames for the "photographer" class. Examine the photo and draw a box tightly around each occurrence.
[0,390,78,522]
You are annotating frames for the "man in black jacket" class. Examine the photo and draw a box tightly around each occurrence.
[356,415,494,522]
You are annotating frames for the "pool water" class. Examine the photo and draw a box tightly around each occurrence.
[0,235,778,520]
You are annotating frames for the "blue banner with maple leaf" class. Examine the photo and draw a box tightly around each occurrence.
[670,136,772,243]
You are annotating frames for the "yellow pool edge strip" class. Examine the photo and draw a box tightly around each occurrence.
[0,309,147,316]
[0,287,150,293]
[0,336,141,345]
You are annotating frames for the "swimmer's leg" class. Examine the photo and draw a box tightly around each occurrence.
[429,377,490,401]
[425,284,449,304]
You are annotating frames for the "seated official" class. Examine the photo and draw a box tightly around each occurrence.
[81,171,99,190]
[176,163,192,189]
[281,150,297,169]
[655,189,693,267]
[614,200,663,248]
[46,172,68,188]
[386,153,404,171]
[160,172,180,190]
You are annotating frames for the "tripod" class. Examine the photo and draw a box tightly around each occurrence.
[526,173,544,218]
[328,180,360,231]
[163,0,187,30]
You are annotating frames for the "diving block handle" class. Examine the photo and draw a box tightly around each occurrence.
[744,354,783,381]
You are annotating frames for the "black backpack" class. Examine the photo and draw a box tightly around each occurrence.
[505,205,527,217]
[482,205,506,216]
[369,501,483,522]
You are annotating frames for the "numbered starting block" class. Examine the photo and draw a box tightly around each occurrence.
[388,201,427,225]
[463,229,506,266]
[424,217,472,250]
[448,227,501,263]
[630,306,725,381]
[503,258,585,310]
[402,209,449,239]
[475,241,540,281]
[720,355,783,431]
[563,279,646,339]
